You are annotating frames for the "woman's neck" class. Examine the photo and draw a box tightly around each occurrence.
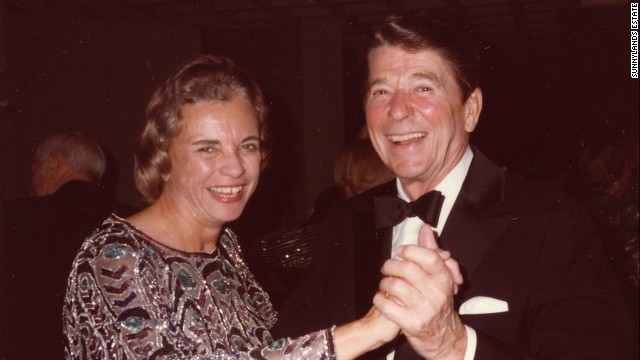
[127,197,221,254]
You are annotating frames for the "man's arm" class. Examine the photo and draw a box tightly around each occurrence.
[514,202,635,359]
[469,203,635,359]
[375,203,636,360]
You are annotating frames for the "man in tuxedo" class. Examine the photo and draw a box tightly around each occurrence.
[272,11,634,359]
[1,131,136,359]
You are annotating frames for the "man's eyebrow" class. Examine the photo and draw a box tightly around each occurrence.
[241,136,261,143]
[366,71,447,90]
[366,78,387,90]
[411,71,446,88]
[192,139,220,146]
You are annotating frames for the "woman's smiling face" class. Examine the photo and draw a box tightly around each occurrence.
[162,95,262,227]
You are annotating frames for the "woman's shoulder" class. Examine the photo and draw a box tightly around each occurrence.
[73,214,151,264]
[215,228,254,279]
[217,227,244,259]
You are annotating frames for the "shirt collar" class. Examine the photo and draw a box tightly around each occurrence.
[396,146,474,233]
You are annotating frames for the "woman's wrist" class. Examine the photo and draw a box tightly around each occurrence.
[333,316,388,360]
[333,319,366,360]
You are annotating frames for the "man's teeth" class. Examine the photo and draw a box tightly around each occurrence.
[208,186,242,196]
[388,133,425,144]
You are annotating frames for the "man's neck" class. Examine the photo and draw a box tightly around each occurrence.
[399,146,471,201]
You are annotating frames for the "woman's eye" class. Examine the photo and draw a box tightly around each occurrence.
[417,86,432,92]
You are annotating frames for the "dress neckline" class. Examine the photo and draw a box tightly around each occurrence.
[108,213,221,258]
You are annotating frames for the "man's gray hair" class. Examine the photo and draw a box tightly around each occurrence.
[34,131,106,183]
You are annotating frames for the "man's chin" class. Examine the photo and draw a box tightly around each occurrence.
[391,164,431,181]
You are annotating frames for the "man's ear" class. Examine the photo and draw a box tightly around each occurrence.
[45,153,61,174]
[38,153,64,195]
[463,87,483,133]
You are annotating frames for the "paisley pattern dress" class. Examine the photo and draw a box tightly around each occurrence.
[63,215,335,359]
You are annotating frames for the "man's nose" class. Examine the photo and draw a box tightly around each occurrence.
[388,91,413,120]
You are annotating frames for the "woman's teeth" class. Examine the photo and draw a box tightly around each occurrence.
[207,186,242,196]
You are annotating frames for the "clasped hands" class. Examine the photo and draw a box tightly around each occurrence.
[367,224,467,359]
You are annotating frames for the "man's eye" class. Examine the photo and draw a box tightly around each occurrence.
[199,147,215,153]
[372,89,388,96]
[417,86,432,92]
[242,143,259,151]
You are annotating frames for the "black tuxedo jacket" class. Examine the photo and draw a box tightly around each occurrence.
[273,148,634,359]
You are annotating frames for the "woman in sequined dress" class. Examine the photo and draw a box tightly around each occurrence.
[62,55,399,359]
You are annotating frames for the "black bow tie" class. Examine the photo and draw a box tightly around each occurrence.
[373,190,445,229]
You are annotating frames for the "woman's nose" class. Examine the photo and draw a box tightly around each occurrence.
[219,152,245,178]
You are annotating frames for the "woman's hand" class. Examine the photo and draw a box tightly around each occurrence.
[333,306,400,360]
[360,305,402,344]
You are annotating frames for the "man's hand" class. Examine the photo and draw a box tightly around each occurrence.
[373,224,467,359]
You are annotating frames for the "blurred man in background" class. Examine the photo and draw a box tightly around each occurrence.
[1,130,136,359]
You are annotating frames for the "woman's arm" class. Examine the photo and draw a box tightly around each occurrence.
[64,224,399,359]
[332,306,400,359]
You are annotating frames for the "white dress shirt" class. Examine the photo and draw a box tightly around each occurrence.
[387,146,477,360]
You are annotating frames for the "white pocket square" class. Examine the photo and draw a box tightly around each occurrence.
[459,296,509,315]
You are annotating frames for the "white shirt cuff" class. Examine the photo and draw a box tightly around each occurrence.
[464,325,477,360]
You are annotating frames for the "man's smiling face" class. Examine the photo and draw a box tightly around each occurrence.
[365,45,481,199]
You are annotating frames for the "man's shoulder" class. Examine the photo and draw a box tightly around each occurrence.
[2,182,136,240]
[315,181,394,231]
[2,195,53,224]
[469,147,580,214]
[3,195,43,211]
[505,172,574,206]
[463,148,582,221]
[57,180,138,216]
[338,180,396,210]
[491,171,591,227]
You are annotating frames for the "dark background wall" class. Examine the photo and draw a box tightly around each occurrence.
[1,1,637,238]
[1,3,201,208]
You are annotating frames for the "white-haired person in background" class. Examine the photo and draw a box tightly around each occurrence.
[1,130,136,359]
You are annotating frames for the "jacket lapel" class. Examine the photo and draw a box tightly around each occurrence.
[439,148,514,282]
[353,181,396,319]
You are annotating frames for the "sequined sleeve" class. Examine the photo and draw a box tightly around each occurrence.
[63,216,336,359]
